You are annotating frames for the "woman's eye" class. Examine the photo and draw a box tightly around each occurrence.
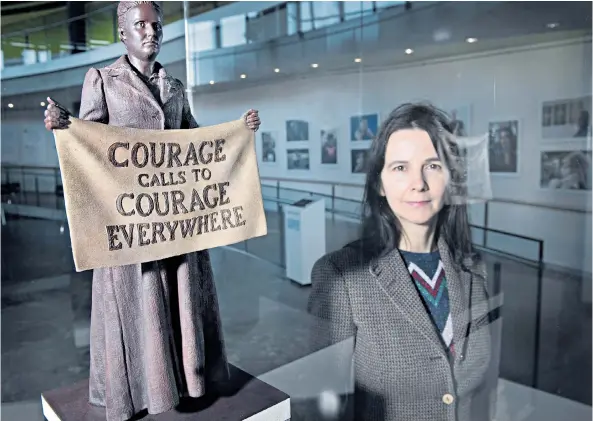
[136,22,145,28]
[392,165,405,172]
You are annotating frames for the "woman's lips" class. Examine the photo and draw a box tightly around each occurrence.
[406,200,431,207]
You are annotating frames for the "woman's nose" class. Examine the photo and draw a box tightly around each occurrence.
[410,172,428,191]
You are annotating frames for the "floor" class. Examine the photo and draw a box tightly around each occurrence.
[1,210,591,420]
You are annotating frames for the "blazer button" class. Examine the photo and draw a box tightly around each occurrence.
[442,394,455,405]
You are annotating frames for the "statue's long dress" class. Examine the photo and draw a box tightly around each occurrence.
[79,55,229,421]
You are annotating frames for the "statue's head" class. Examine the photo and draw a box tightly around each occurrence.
[117,1,163,62]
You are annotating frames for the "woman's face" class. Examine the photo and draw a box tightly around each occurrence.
[121,4,163,61]
[380,128,449,227]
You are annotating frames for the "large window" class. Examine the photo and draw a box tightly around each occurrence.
[220,14,246,48]
[343,1,375,21]
[188,20,216,53]
[311,1,340,29]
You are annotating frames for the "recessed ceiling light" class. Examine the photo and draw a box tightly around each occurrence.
[240,74,247,79]
[466,37,478,43]
[311,63,319,68]
[40,101,46,106]
[209,80,215,85]
[8,103,14,108]
[546,22,559,29]
[354,57,362,63]
[405,48,414,55]
[274,68,280,73]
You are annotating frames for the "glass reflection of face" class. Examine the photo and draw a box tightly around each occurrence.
[121,4,163,61]
[380,129,449,228]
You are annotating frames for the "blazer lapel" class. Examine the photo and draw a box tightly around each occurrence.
[371,249,445,353]
[158,68,181,106]
[437,237,470,361]
[105,55,164,117]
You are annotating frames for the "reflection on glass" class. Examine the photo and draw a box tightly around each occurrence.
[343,1,375,20]
[300,1,314,32]
[188,20,216,53]
[220,14,246,48]
[312,1,340,29]
[375,1,405,10]
[286,2,298,36]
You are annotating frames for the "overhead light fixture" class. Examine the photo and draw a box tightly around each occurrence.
[274,68,280,73]
[240,74,247,79]
[311,63,319,68]
[354,57,362,63]
[209,80,215,85]
[405,48,414,55]
[546,22,559,29]
[466,37,478,43]
[40,101,46,106]
[8,103,14,108]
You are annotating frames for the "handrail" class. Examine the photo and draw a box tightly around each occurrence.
[263,184,544,247]
[260,176,592,215]
[1,165,589,214]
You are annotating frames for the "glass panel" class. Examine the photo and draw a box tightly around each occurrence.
[188,20,216,53]
[299,1,314,32]
[375,1,405,10]
[220,14,246,48]
[311,1,340,29]
[286,2,299,36]
[343,1,375,20]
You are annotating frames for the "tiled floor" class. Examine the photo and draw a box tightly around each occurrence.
[1,211,591,420]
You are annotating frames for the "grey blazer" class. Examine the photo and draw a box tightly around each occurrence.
[308,236,499,421]
[79,56,228,421]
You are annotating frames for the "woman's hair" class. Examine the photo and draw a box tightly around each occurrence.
[117,1,163,33]
[356,102,479,272]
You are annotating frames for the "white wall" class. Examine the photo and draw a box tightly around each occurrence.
[192,39,592,272]
[1,39,590,273]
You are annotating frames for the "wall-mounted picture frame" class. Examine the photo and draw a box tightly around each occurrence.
[321,129,338,164]
[540,150,591,190]
[287,148,310,170]
[350,114,378,141]
[542,96,592,139]
[286,120,309,141]
[351,148,369,174]
[260,131,277,163]
[488,120,519,174]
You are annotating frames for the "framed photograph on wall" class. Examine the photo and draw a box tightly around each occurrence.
[542,96,592,139]
[488,120,519,174]
[540,150,591,190]
[321,129,338,164]
[260,131,277,163]
[350,114,378,141]
[351,148,369,174]
[287,148,310,170]
[286,120,309,141]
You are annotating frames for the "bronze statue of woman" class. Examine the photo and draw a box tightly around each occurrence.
[43,2,261,420]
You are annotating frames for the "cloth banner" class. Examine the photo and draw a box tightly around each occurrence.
[54,118,267,271]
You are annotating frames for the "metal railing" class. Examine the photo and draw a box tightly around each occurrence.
[0,162,555,389]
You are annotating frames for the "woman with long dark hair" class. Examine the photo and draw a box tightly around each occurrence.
[308,103,497,421]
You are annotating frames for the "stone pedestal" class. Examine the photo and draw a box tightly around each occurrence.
[42,364,290,421]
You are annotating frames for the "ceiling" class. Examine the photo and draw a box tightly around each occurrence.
[1,1,591,109]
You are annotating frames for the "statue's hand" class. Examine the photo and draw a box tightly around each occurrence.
[44,97,72,131]
[244,109,260,132]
